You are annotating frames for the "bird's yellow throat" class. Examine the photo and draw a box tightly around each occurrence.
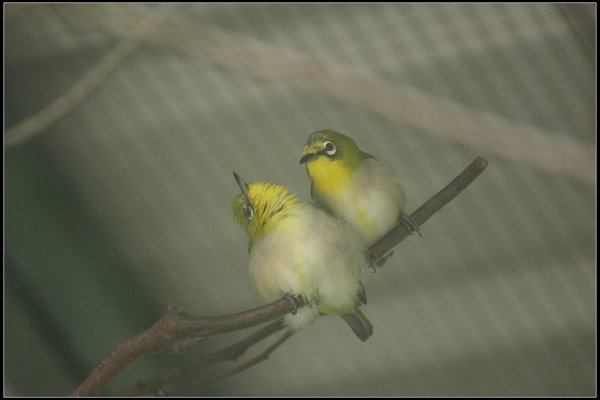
[305,157,358,196]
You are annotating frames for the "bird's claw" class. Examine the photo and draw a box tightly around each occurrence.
[365,250,378,273]
[400,212,422,237]
[283,293,299,315]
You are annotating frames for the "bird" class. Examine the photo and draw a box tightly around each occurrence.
[300,129,421,251]
[231,171,373,341]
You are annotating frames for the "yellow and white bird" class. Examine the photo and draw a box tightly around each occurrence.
[231,172,373,341]
[300,129,421,248]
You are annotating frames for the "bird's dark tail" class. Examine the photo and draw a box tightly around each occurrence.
[341,308,373,342]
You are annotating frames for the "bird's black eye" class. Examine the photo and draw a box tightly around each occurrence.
[323,141,336,156]
[244,204,254,220]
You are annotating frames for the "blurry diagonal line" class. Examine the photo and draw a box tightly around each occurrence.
[60,6,595,185]
[4,4,174,149]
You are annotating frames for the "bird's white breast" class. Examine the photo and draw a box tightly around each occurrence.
[316,158,406,245]
[248,204,367,309]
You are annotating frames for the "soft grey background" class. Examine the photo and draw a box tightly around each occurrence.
[4,3,596,396]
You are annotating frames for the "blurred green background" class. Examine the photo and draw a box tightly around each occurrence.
[4,3,596,396]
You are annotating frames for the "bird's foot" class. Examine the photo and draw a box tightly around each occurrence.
[365,250,378,272]
[400,212,422,237]
[283,293,300,315]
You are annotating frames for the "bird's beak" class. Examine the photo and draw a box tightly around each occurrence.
[299,152,317,164]
[233,171,252,205]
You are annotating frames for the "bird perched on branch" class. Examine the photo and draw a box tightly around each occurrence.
[232,172,373,341]
[300,129,421,250]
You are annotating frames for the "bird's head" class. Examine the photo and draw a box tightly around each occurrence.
[232,172,299,252]
[299,129,365,166]
[299,129,370,194]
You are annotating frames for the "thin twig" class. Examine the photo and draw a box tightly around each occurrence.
[182,330,295,395]
[70,156,488,397]
[117,319,284,396]
[4,4,173,149]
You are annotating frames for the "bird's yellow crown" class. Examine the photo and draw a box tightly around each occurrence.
[300,129,372,195]
[232,172,300,252]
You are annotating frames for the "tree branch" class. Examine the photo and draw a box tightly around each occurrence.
[370,156,488,260]
[70,301,302,396]
[70,156,488,397]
